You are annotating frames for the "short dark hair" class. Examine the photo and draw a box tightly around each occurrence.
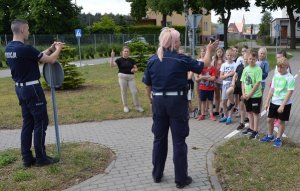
[11,19,28,34]
[277,49,287,58]
[243,45,249,49]
[249,49,258,58]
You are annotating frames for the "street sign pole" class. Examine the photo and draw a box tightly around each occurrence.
[187,14,202,59]
[43,62,64,159]
[77,37,82,67]
[75,29,82,67]
[49,65,61,158]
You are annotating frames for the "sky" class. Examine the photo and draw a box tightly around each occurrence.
[73,0,283,24]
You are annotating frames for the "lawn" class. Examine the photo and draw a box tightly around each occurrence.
[0,142,115,191]
[215,137,300,190]
[0,63,151,129]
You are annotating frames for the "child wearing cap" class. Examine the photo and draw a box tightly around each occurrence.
[260,57,295,148]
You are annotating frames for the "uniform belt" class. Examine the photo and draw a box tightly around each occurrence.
[15,80,40,87]
[152,91,184,96]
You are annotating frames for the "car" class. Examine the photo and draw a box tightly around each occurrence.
[124,36,148,45]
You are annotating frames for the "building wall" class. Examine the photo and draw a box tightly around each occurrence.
[271,19,300,39]
[146,10,212,42]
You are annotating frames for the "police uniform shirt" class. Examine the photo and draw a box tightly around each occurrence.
[115,57,136,75]
[5,41,43,83]
[143,50,203,92]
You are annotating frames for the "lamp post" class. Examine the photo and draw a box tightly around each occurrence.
[183,0,188,52]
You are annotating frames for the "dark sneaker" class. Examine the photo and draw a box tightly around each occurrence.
[273,138,282,148]
[236,123,245,130]
[36,156,58,167]
[242,128,253,135]
[249,131,259,139]
[260,135,275,142]
[213,112,219,116]
[23,158,36,168]
[153,175,163,183]
[176,176,192,189]
[219,117,227,123]
[227,103,235,111]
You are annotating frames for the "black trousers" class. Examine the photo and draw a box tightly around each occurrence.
[151,95,189,183]
[15,84,49,163]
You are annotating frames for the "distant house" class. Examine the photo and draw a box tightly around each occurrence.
[228,16,245,34]
[270,9,300,44]
[146,9,212,43]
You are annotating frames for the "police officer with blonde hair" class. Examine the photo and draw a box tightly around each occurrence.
[5,19,64,167]
[143,27,218,188]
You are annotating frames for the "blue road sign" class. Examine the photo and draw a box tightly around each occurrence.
[274,24,280,32]
[75,29,82,38]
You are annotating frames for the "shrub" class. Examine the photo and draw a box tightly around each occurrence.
[42,45,85,90]
[128,42,156,72]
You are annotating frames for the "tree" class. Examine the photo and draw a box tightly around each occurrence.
[258,11,273,36]
[255,0,300,49]
[90,15,121,34]
[147,0,183,27]
[0,0,81,34]
[197,0,250,49]
[126,0,147,21]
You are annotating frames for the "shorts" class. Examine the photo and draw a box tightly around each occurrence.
[268,103,292,121]
[221,83,231,100]
[245,97,262,114]
[187,89,194,101]
[234,86,242,97]
[200,90,214,101]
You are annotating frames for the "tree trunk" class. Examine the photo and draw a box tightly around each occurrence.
[289,19,297,49]
[222,11,231,50]
[223,19,229,49]
[286,6,299,49]
[162,14,167,27]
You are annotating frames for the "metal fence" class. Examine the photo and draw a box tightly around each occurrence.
[1,33,158,47]
[0,33,200,49]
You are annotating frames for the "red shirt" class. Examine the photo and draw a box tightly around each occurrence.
[198,66,216,91]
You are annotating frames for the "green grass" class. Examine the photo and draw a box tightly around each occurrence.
[0,62,151,129]
[215,137,300,190]
[0,142,115,191]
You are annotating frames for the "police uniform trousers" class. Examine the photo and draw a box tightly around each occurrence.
[15,84,49,163]
[151,94,189,183]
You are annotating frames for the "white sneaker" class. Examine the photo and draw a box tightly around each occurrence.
[123,106,129,113]
[136,106,144,112]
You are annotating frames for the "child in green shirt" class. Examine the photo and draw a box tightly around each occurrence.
[240,50,262,139]
[260,57,295,148]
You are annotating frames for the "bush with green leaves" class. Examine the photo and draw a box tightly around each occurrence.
[128,42,156,72]
[0,48,7,68]
[42,45,85,90]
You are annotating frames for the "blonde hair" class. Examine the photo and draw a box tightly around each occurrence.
[157,27,180,61]
[212,47,225,67]
[277,57,289,67]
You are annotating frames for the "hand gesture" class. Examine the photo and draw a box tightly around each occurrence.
[264,104,269,111]
[54,41,64,51]
[111,49,115,57]
[207,40,219,51]
[277,105,284,113]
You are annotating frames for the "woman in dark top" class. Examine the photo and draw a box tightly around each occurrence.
[110,46,144,113]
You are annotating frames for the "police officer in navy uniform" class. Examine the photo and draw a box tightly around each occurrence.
[143,27,217,189]
[5,19,64,167]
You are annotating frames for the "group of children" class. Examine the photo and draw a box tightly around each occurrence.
[187,45,295,148]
